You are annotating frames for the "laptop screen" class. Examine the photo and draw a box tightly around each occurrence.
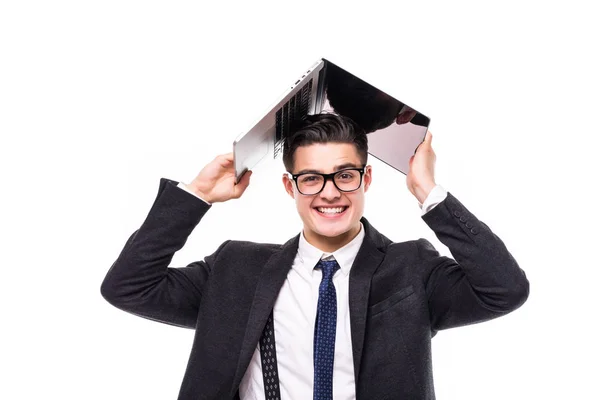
[319,60,430,175]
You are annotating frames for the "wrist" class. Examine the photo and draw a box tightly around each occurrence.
[414,182,436,204]
[185,183,213,203]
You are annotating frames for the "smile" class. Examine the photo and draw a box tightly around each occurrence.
[314,206,349,217]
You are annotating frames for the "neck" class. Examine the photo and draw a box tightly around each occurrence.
[303,223,361,253]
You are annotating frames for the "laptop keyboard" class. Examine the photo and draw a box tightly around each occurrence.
[274,78,313,158]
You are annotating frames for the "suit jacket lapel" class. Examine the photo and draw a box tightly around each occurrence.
[230,218,388,396]
[349,217,387,384]
[231,234,300,397]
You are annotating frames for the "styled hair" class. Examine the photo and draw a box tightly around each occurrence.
[282,113,368,172]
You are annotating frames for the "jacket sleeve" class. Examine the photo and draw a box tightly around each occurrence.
[100,177,229,329]
[418,192,529,332]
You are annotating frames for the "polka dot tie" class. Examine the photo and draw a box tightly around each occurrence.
[313,258,340,400]
[259,311,281,400]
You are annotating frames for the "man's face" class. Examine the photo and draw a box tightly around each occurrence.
[282,142,372,248]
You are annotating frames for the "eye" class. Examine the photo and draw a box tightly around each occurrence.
[336,171,357,180]
[300,174,322,183]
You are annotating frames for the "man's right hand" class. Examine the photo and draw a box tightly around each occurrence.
[184,152,252,204]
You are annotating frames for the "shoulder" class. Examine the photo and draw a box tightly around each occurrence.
[382,238,446,277]
[382,238,439,258]
[205,240,287,279]
[413,238,440,258]
[363,219,439,263]
[217,239,284,259]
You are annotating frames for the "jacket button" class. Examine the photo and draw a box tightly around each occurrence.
[460,216,467,223]
[465,222,473,229]
[470,228,479,235]
[453,211,461,218]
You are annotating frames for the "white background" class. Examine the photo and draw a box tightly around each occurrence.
[1,1,599,399]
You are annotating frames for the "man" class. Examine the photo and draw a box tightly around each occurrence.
[101,113,529,399]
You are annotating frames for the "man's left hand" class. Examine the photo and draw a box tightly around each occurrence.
[406,130,437,204]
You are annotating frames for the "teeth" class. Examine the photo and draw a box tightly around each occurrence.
[317,207,346,214]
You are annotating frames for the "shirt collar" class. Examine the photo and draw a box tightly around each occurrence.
[296,223,365,276]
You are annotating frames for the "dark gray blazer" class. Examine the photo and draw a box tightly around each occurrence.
[101,178,529,400]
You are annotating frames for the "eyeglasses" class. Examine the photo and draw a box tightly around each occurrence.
[287,167,366,195]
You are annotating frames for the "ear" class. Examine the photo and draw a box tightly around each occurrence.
[363,165,372,193]
[282,173,296,199]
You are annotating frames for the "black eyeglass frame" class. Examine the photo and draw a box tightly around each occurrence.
[287,167,367,195]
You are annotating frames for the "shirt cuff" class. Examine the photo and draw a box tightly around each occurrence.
[419,185,447,215]
[177,182,212,205]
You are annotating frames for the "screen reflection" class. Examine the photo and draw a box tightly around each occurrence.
[318,60,430,175]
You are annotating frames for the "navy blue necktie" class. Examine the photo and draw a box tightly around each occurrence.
[313,258,340,400]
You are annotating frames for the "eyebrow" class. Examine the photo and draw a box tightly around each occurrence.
[295,163,361,175]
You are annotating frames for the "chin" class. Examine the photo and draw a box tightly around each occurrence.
[310,213,357,239]
[313,225,352,239]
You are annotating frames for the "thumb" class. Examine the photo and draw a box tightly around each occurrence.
[424,130,433,144]
[233,170,252,198]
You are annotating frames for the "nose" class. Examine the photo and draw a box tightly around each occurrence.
[319,178,341,200]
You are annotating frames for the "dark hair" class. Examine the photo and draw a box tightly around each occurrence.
[282,113,368,172]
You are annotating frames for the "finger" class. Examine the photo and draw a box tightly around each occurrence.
[425,130,433,143]
[218,152,234,162]
[415,131,432,153]
[233,170,252,198]
[217,152,235,167]
[414,140,425,153]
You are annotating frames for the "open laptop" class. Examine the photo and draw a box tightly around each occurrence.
[232,58,430,182]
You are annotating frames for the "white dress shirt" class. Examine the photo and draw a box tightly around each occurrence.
[176,181,448,399]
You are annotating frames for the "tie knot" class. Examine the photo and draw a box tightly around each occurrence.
[316,259,340,281]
